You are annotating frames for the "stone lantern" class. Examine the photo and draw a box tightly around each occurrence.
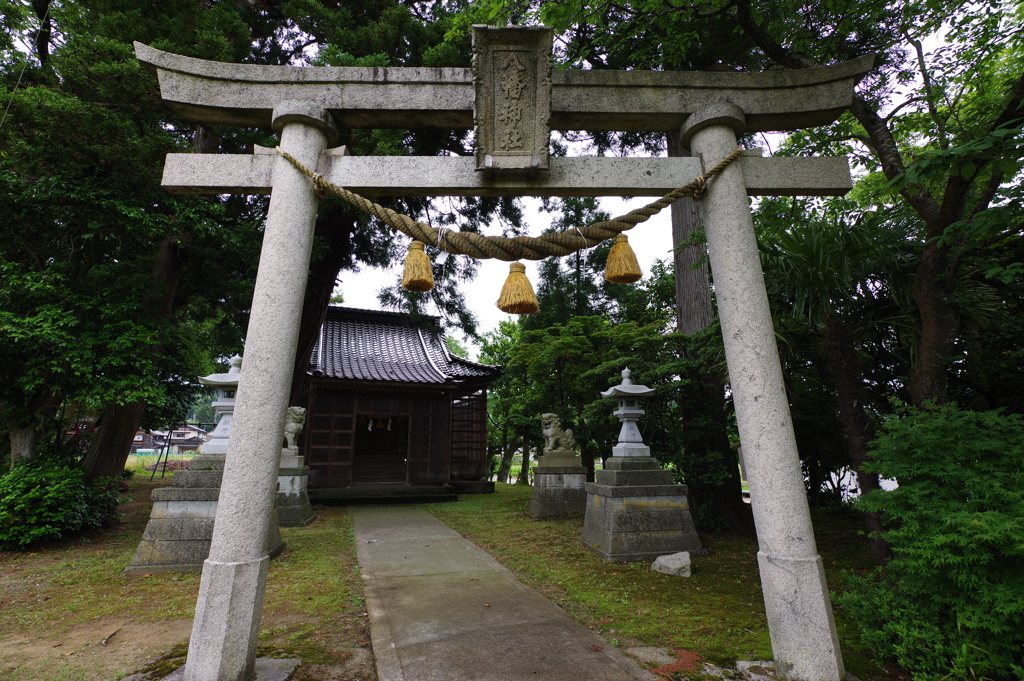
[602,368,656,459]
[581,368,704,562]
[125,355,285,574]
[197,354,242,458]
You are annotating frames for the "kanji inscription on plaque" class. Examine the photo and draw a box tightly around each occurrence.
[473,25,552,173]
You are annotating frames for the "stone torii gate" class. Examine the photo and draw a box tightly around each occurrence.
[136,27,871,681]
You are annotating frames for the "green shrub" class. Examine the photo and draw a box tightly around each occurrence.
[0,460,122,550]
[838,404,1024,681]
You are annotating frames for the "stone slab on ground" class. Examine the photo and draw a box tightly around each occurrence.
[351,505,657,681]
[162,657,300,681]
[624,647,678,667]
[735,661,787,681]
[701,660,865,681]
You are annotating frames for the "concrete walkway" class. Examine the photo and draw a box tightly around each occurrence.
[351,505,656,681]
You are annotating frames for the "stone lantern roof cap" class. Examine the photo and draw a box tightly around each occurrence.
[198,354,242,388]
[600,368,655,399]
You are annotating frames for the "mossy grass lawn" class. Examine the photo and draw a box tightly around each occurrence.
[0,476,369,681]
[2,476,892,681]
[425,483,895,681]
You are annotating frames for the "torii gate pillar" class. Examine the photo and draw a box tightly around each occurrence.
[183,101,336,681]
[683,104,844,681]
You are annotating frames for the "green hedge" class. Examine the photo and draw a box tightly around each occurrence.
[838,404,1024,681]
[0,460,122,550]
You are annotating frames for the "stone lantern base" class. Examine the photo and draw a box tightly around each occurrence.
[527,454,587,519]
[124,453,286,574]
[582,456,704,563]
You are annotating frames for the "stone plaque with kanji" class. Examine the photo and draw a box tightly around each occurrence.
[473,25,552,173]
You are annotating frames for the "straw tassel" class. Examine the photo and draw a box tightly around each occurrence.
[496,262,539,314]
[604,234,643,284]
[401,240,434,292]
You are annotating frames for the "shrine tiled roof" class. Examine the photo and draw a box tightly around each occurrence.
[309,306,502,386]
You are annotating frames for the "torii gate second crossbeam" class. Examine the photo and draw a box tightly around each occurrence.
[135,26,872,681]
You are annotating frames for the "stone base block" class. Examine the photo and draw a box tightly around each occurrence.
[595,468,674,486]
[277,465,315,527]
[537,454,582,468]
[181,556,270,681]
[604,456,662,470]
[757,551,844,681]
[186,453,226,470]
[527,467,587,519]
[170,469,223,488]
[163,657,300,681]
[125,492,285,574]
[279,452,304,468]
[277,492,315,527]
[582,481,704,563]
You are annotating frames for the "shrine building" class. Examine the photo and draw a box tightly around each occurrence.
[298,306,501,500]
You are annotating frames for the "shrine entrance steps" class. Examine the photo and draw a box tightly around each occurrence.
[350,505,655,681]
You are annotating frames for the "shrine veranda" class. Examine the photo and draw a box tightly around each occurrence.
[135,26,872,681]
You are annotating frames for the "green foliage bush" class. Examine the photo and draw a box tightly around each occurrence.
[0,460,122,550]
[838,404,1024,681]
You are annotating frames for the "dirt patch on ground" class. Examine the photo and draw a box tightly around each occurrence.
[0,615,375,681]
[0,618,193,680]
[0,479,374,681]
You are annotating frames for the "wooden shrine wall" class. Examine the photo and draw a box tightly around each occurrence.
[302,385,489,488]
[450,389,488,480]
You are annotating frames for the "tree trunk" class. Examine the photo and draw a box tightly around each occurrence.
[515,448,531,485]
[668,135,715,335]
[289,208,358,406]
[496,436,517,483]
[907,242,959,405]
[582,445,596,483]
[81,234,189,482]
[668,133,754,534]
[823,316,891,564]
[691,374,755,533]
[8,420,39,470]
[79,401,147,481]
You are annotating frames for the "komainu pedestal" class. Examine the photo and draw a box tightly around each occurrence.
[582,369,703,562]
[276,407,315,527]
[527,414,587,519]
[527,457,587,519]
[277,450,314,526]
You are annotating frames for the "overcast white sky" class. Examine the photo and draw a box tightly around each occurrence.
[337,196,674,350]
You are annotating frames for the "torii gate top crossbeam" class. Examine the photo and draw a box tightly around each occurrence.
[135,42,872,134]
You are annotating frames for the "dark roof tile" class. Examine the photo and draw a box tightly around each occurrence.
[310,306,501,386]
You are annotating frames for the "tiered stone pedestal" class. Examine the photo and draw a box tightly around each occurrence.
[527,454,587,519]
[582,456,704,563]
[124,453,286,574]
[277,449,315,527]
